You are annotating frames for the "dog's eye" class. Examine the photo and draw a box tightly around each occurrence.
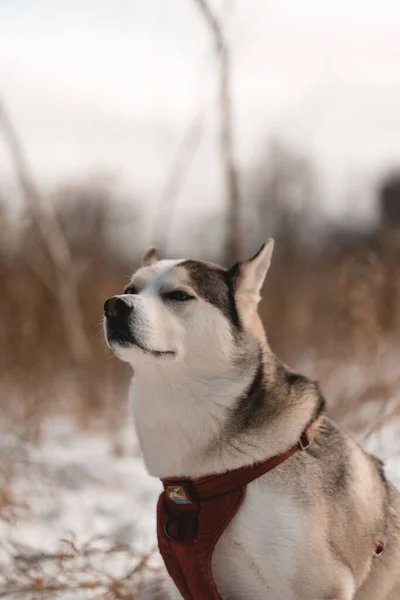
[165,290,194,302]
[124,284,137,295]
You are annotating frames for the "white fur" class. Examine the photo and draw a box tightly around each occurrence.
[130,366,356,600]
[105,253,367,600]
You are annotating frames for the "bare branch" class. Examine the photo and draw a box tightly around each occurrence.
[194,0,244,262]
[0,95,92,364]
[151,1,236,253]
[151,110,204,251]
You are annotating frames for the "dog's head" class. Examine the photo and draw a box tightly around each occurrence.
[103,240,274,373]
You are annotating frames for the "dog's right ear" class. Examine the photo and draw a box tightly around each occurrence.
[142,247,159,267]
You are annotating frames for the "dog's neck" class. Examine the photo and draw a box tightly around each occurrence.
[130,349,323,479]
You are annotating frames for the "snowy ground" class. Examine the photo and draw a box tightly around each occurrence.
[0,413,399,599]
[0,418,165,599]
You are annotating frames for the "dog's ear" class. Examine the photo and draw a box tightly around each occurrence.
[142,247,159,267]
[229,239,274,305]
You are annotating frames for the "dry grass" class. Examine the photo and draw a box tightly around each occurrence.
[0,537,163,599]
[1,182,400,599]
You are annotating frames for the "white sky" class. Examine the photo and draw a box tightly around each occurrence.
[0,0,400,228]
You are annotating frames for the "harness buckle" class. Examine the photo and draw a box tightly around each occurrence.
[164,517,198,541]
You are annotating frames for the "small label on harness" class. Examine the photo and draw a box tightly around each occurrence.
[166,485,192,504]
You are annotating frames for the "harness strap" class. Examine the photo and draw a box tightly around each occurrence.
[177,422,317,500]
[158,486,245,599]
[157,423,316,600]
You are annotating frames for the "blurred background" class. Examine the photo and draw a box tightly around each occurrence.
[1,1,400,598]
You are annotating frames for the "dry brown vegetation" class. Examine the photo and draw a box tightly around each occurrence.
[1,539,162,600]
[1,165,400,598]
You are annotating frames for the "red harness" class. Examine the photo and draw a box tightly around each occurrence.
[157,425,315,600]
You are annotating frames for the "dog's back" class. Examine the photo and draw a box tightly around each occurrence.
[210,414,400,600]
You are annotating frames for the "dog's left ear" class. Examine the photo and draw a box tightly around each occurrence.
[142,247,159,267]
[229,239,274,305]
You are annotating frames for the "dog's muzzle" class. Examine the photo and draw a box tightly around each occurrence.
[104,296,133,344]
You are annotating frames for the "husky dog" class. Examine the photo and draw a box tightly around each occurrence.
[104,241,400,600]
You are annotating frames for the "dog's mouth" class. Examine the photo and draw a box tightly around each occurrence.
[106,322,176,358]
[130,337,176,358]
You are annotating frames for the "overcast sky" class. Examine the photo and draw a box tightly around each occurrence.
[1,0,400,229]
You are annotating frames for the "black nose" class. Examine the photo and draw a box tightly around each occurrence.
[104,296,131,319]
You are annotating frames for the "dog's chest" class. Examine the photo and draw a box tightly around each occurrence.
[212,480,303,600]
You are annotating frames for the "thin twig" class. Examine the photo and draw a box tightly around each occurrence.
[0,542,160,599]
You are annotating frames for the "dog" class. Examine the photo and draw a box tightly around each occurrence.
[104,241,400,600]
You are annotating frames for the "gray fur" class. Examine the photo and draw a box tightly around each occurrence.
[105,247,400,599]
[180,260,242,330]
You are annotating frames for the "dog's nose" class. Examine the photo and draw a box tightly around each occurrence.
[104,296,131,319]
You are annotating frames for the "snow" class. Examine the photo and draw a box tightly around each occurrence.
[0,417,164,599]
[6,418,160,549]
[0,412,399,599]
